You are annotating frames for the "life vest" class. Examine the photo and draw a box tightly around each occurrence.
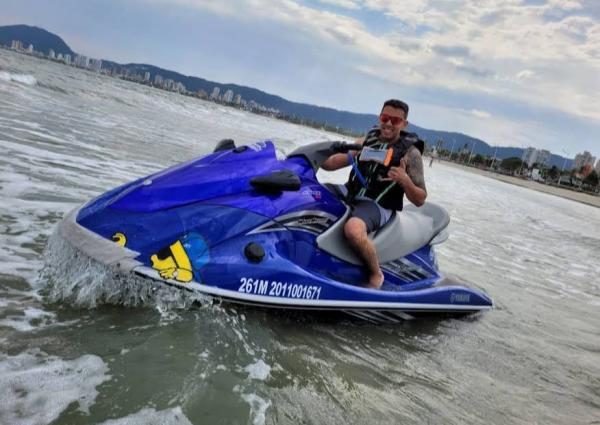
[345,128,425,211]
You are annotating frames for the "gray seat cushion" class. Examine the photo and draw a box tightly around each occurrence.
[316,202,450,265]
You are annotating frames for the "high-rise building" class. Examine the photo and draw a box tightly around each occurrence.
[48,49,55,59]
[210,87,220,100]
[537,149,551,167]
[26,44,34,53]
[164,79,174,90]
[233,94,242,105]
[74,55,89,68]
[57,53,63,60]
[522,147,537,167]
[143,72,151,82]
[573,151,596,170]
[89,58,102,72]
[10,40,23,50]
[522,147,551,168]
[64,54,71,65]
[174,82,186,93]
[222,89,234,103]
[154,74,163,86]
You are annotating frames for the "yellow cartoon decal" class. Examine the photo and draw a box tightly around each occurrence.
[112,232,127,247]
[151,240,193,282]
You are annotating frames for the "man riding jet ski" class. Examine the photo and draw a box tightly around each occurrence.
[322,99,426,289]
[56,110,492,323]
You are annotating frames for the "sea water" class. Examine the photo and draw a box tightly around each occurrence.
[1,49,599,425]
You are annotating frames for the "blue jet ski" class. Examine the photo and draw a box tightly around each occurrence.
[58,139,492,321]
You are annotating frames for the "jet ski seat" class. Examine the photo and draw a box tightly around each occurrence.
[316,202,450,266]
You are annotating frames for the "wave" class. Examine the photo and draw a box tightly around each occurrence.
[0,71,37,86]
[37,81,70,95]
[38,231,211,310]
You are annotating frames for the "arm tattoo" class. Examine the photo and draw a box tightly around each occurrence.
[406,147,427,192]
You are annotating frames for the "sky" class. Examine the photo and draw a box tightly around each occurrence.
[2,0,599,158]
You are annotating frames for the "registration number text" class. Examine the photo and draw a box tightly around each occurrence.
[238,277,322,300]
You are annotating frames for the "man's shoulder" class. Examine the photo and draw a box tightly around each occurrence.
[399,130,420,143]
[400,131,425,154]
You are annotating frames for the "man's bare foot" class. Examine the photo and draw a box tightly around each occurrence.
[366,271,384,289]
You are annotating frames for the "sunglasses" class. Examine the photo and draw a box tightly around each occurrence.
[379,113,404,126]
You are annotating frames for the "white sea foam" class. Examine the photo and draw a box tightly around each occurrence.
[233,362,272,425]
[97,406,193,425]
[0,306,56,331]
[0,71,37,85]
[244,359,271,381]
[241,393,271,425]
[0,349,110,425]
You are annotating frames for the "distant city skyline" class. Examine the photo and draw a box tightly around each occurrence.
[6,39,281,117]
[4,28,596,171]
[1,0,599,159]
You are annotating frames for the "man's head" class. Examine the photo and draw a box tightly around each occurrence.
[379,99,409,142]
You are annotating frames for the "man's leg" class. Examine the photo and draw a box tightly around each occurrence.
[344,217,384,289]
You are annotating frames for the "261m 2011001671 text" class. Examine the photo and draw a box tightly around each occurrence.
[238,277,322,300]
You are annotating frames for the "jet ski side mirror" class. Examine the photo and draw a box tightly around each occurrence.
[250,170,301,193]
[213,139,236,152]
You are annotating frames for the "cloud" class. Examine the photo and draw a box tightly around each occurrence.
[517,69,535,80]
[130,0,600,123]
[471,109,491,119]
[478,10,508,26]
[456,64,494,78]
[137,0,411,65]
[316,0,361,10]
[548,0,583,12]
[431,44,471,57]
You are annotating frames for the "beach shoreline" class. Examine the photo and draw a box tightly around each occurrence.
[431,158,600,209]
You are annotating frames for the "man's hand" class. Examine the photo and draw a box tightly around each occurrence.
[386,158,410,185]
[379,147,427,206]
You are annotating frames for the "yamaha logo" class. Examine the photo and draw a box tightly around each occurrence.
[450,293,471,303]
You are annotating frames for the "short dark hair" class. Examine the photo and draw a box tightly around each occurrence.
[382,99,409,117]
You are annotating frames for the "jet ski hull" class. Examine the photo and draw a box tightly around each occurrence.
[58,202,492,321]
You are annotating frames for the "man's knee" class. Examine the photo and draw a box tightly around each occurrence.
[344,218,367,244]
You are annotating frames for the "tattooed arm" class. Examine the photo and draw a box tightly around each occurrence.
[386,146,427,206]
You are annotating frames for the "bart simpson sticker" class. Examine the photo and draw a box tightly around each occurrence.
[151,240,193,282]
[150,233,209,283]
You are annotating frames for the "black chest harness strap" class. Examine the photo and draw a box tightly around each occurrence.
[347,144,396,202]
[346,129,424,211]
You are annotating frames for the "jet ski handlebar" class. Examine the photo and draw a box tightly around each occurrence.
[331,141,363,153]
[287,141,362,171]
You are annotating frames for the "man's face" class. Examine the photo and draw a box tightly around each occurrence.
[379,105,407,142]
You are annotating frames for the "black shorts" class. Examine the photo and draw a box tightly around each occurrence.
[333,185,393,233]
[350,198,392,233]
